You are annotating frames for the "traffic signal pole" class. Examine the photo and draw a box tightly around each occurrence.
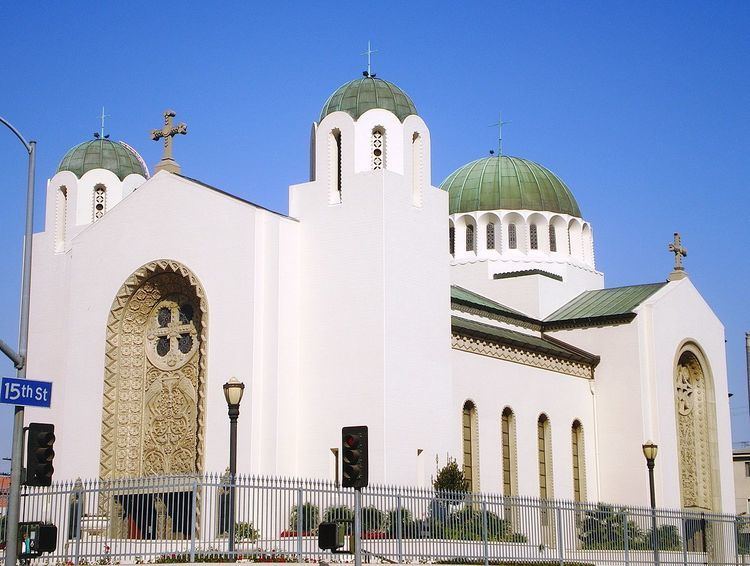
[354,489,362,566]
[0,117,36,566]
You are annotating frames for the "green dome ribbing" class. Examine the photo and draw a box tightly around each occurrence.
[57,139,148,181]
[440,155,581,217]
[320,76,418,122]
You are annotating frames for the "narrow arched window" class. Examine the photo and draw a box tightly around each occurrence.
[465,224,475,252]
[486,222,495,250]
[501,408,516,496]
[93,184,107,221]
[328,129,342,204]
[462,401,479,491]
[449,226,455,256]
[530,224,538,250]
[549,225,557,252]
[56,186,68,252]
[371,127,385,170]
[508,224,517,249]
[571,420,585,502]
[537,414,552,500]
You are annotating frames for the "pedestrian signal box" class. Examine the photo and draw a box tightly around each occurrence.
[18,522,57,558]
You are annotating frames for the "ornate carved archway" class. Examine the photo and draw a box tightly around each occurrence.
[99,260,208,479]
[675,349,713,511]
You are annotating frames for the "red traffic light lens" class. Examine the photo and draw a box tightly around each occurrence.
[344,435,359,448]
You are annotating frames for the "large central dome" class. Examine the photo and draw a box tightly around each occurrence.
[440,155,581,217]
[57,138,148,181]
[320,76,418,122]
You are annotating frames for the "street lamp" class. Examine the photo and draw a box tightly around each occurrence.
[223,377,245,554]
[642,441,659,566]
[0,116,36,566]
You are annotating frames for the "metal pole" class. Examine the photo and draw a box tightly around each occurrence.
[354,489,362,566]
[648,458,660,566]
[0,117,36,566]
[228,405,238,555]
[745,332,750,421]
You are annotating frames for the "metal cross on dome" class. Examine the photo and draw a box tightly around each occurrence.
[668,232,688,280]
[489,112,512,156]
[362,41,378,77]
[151,109,188,174]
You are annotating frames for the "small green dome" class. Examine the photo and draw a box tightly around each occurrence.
[440,155,581,217]
[320,76,418,122]
[57,139,148,181]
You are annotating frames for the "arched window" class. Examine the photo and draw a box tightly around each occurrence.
[329,129,342,204]
[93,184,107,221]
[462,401,479,491]
[465,224,475,252]
[55,186,68,252]
[529,224,538,250]
[549,225,557,252]
[372,127,385,170]
[571,420,585,502]
[449,225,455,256]
[537,414,552,499]
[501,408,516,496]
[486,222,496,250]
[412,132,424,207]
[508,224,517,249]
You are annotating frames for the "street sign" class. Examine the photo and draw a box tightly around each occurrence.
[0,377,52,408]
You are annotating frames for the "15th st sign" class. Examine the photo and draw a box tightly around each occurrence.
[0,377,52,408]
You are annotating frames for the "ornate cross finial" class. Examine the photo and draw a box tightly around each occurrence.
[98,106,110,139]
[151,109,188,174]
[362,40,378,77]
[489,112,511,156]
[668,232,688,281]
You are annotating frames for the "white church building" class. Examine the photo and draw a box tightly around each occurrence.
[25,74,733,516]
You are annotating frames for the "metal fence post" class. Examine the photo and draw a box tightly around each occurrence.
[190,477,198,563]
[623,508,629,566]
[555,504,564,566]
[396,493,403,564]
[296,487,304,560]
[74,484,83,566]
[481,498,489,566]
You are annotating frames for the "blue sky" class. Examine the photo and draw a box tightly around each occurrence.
[0,2,748,471]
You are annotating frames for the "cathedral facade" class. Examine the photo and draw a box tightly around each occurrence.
[25,75,733,514]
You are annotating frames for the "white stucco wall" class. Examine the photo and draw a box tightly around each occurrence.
[26,172,299,480]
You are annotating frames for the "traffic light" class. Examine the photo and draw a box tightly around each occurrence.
[26,423,55,487]
[18,522,57,557]
[318,521,345,551]
[341,425,368,489]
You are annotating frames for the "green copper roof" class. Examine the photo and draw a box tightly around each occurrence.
[320,76,418,122]
[440,156,581,217]
[452,316,599,367]
[544,283,667,325]
[57,139,148,181]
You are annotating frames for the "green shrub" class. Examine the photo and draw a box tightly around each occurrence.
[323,504,354,533]
[235,521,260,542]
[288,502,320,532]
[361,505,386,532]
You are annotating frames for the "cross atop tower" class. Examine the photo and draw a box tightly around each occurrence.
[668,232,688,281]
[98,106,110,139]
[151,109,188,174]
[489,112,512,156]
[362,41,378,77]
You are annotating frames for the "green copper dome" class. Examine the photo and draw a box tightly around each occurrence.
[440,155,581,217]
[57,139,148,181]
[320,76,418,122]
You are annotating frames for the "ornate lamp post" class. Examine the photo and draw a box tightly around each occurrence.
[223,377,245,554]
[0,116,36,566]
[642,441,659,566]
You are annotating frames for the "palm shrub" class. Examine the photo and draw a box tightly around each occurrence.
[323,504,354,534]
[361,505,386,532]
[288,502,320,533]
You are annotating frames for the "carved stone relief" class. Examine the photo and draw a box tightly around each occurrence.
[100,260,207,480]
[675,350,712,510]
